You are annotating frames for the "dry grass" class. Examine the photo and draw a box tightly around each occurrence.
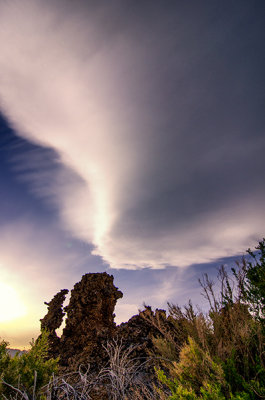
[2,339,158,400]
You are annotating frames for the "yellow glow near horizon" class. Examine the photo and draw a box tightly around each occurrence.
[0,282,26,322]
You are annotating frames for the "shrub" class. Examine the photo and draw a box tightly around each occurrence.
[0,330,58,399]
[156,337,226,398]
[233,239,265,325]
[152,240,265,400]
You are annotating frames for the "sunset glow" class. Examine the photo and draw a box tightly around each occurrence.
[0,282,26,323]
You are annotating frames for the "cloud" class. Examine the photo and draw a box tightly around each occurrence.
[112,261,224,324]
[0,0,264,270]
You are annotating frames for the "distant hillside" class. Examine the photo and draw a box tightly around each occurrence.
[7,348,27,358]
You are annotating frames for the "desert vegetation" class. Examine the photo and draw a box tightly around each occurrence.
[0,239,264,399]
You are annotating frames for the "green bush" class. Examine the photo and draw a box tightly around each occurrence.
[233,238,265,325]
[153,240,265,400]
[156,337,227,399]
[0,330,58,398]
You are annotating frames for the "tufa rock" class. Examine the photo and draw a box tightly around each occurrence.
[40,272,171,376]
[41,272,123,370]
[60,272,123,369]
[40,288,69,358]
[117,306,171,370]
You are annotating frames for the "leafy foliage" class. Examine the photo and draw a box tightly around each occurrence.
[155,337,227,399]
[0,330,58,398]
[233,238,265,324]
[154,240,265,400]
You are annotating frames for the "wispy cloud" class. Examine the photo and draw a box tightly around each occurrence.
[0,0,264,271]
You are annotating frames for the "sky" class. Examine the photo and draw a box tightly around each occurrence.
[0,0,264,349]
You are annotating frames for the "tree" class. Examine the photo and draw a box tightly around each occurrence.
[233,238,265,324]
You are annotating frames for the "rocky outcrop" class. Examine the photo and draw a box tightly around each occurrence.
[118,306,168,349]
[40,288,69,358]
[60,272,123,369]
[117,306,172,371]
[41,272,169,375]
[41,273,123,370]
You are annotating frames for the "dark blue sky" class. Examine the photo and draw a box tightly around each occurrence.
[0,113,56,223]
[0,0,264,347]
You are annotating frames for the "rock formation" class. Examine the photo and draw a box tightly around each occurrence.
[118,306,168,348]
[40,272,169,376]
[41,272,123,370]
[117,306,172,370]
[40,288,69,358]
[60,272,123,369]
